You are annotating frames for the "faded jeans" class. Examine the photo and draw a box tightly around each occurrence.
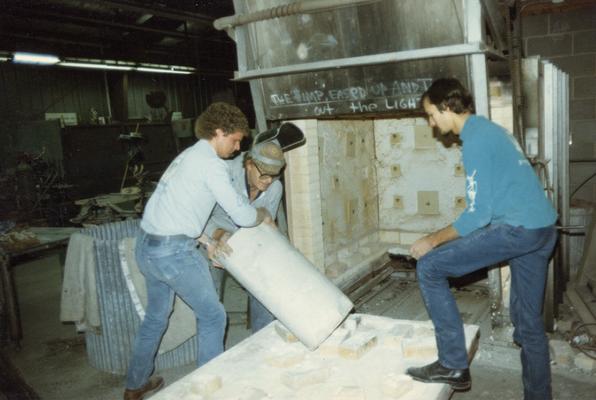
[210,266,275,333]
[416,224,557,400]
[125,229,226,390]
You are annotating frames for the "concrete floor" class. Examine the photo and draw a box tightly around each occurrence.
[4,252,596,400]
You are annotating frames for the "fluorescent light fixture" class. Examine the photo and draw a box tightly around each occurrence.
[13,52,60,65]
[0,56,10,62]
[54,57,196,74]
[136,67,193,74]
[59,61,133,71]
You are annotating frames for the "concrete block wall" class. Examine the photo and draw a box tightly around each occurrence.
[523,6,596,203]
[284,119,326,271]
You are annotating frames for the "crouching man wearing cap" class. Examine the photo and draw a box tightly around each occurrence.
[203,140,286,333]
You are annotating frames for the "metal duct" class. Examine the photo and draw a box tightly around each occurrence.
[83,220,196,375]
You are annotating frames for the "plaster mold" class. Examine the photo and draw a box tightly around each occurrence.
[274,322,299,343]
[218,223,353,350]
[338,331,378,359]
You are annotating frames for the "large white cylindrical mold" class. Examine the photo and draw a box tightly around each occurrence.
[218,224,353,350]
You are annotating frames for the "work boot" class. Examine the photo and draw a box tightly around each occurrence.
[123,376,164,400]
[406,360,471,391]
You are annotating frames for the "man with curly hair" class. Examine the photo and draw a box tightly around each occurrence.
[123,102,272,400]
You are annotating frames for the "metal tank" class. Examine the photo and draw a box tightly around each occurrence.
[217,0,506,125]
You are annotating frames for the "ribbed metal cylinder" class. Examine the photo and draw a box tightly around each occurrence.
[83,219,197,375]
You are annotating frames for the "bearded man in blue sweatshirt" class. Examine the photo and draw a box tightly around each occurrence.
[406,78,557,400]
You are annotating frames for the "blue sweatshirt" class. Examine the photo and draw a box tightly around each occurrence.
[452,115,557,237]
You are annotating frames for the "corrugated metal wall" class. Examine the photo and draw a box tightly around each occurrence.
[0,64,108,122]
[127,73,190,120]
[0,64,256,214]
[0,63,252,124]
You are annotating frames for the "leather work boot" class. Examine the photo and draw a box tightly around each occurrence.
[123,376,164,400]
[406,360,471,391]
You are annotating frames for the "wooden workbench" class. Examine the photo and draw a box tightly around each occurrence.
[0,227,79,347]
[152,314,480,400]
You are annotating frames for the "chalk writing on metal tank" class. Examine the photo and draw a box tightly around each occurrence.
[267,78,432,117]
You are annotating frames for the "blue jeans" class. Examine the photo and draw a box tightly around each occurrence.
[210,266,275,333]
[125,230,226,390]
[248,292,275,332]
[416,224,557,400]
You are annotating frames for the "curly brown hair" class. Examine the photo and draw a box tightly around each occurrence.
[194,102,249,140]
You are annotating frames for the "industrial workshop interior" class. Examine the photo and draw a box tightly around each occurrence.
[1,0,596,399]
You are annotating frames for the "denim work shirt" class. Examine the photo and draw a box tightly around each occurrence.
[141,140,258,238]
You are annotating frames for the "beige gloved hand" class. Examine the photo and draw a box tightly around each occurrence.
[205,229,233,268]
